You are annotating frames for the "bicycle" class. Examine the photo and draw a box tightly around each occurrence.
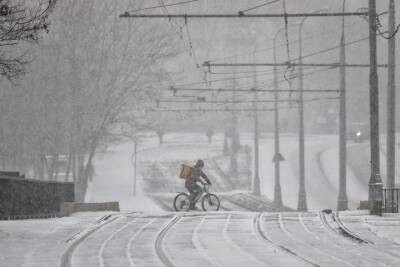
[173,184,220,212]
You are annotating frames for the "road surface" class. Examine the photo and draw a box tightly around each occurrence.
[62,211,400,267]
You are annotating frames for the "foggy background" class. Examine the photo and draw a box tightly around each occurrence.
[0,0,399,208]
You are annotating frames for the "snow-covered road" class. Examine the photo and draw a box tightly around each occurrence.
[61,211,400,267]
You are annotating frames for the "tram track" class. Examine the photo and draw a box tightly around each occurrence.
[154,215,181,267]
[255,213,319,267]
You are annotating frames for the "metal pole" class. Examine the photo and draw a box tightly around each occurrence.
[253,91,261,195]
[368,0,383,215]
[253,47,261,196]
[230,49,239,180]
[297,16,307,212]
[387,0,396,190]
[134,142,137,196]
[273,31,283,206]
[338,0,349,211]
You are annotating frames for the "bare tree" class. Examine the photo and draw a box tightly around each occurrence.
[0,0,57,79]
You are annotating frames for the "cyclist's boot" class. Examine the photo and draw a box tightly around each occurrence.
[189,202,195,210]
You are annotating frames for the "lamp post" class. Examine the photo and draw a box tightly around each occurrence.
[337,0,349,211]
[252,38,261,196]
[368,0,383,215]
[386,0,396,190]
[272,27,291,206]
[297,8,328,211]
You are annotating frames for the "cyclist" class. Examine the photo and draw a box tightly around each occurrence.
[185,159,212,210]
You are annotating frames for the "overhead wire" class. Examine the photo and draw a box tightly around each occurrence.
[175,30,376,89]
[376,14,400,40]
[239,0,280,14]
[206,19,363,64]
[129,0,199,13]
[158,0,204,78]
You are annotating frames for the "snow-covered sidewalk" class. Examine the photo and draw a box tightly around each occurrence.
[0,212,113,267]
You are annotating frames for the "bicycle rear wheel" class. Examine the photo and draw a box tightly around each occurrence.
[173,193,190,212]
[202,194,220,211]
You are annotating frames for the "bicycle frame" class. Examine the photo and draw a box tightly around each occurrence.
[192,184,210,205]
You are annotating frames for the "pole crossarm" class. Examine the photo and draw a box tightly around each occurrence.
[120,12,369,19]
[170,87,339,93]
[150,107,296,112]
[159,99,299,104]
[158,97,339,104]
[203,62,388,68]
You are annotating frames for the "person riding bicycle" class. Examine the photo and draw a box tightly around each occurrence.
[186,159,212,210]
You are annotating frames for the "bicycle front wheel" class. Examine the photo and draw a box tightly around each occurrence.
[173,193,190,212]
[202,194,220,211]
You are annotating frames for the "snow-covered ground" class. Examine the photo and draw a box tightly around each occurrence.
[3,211,399,267]
[0,212,114,267]
[86,132,378,211]
[2,132,400,267]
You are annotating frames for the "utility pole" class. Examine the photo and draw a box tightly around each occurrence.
[368,0,383,215]
[252,46,261,195]
[297,14,310,212]
[229,50,239,180]
[387,0,396,190]
[253,77,261,196]
[272,28,286,206]
[338,0,349,211]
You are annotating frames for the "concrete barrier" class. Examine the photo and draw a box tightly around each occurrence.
[0,176,74,220]
[60,202,120,217]
[358,200,369,210]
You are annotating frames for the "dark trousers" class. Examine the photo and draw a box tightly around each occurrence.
[186,183,203,207]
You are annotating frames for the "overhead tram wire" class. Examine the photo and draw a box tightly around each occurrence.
[123,5,373,102]
[173,31,381,89]
[128,0,200,13]
[173,66,290,87]
[206,19,364,64]
[173,65,340,103]
[171,65,338,102]
[157,0,205,81]
[238,0,280,14]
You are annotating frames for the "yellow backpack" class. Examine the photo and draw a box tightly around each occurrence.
[179,164,193,179]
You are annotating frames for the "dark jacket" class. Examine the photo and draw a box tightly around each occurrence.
[185,167,211,187]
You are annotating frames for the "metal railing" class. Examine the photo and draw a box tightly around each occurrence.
[382,188,400,213]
